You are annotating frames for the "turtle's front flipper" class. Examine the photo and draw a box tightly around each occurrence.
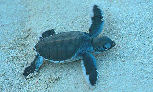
[89,5,104,38]
[40,29,55,39]
[81,52,98,86]
[23,55,44,77]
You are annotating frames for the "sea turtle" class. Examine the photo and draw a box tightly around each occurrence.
[23,5,115,86]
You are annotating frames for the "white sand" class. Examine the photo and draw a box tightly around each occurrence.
[0,0,153,92]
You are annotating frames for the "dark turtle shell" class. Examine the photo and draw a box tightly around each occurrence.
[35,31,88,61]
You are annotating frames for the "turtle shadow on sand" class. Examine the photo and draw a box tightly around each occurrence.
[23,5,116,86]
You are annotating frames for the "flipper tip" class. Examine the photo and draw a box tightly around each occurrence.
[23,65,35,77]
[89,69,98,86]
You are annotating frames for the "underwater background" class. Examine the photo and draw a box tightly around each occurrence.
[0,0,153,92]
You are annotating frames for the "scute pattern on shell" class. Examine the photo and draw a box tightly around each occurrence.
[35,31,87,61]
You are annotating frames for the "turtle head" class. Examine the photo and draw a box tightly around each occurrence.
[92,36,115,52]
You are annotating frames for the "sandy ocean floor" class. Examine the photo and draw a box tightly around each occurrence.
[0,0,153,92]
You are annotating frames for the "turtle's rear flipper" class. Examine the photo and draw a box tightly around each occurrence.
[89,5,104,38]
[81,52,98,86]
[40,29,55,39]
[23,55,44,77]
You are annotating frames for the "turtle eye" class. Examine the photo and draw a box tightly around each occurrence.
[103,43,111,50]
